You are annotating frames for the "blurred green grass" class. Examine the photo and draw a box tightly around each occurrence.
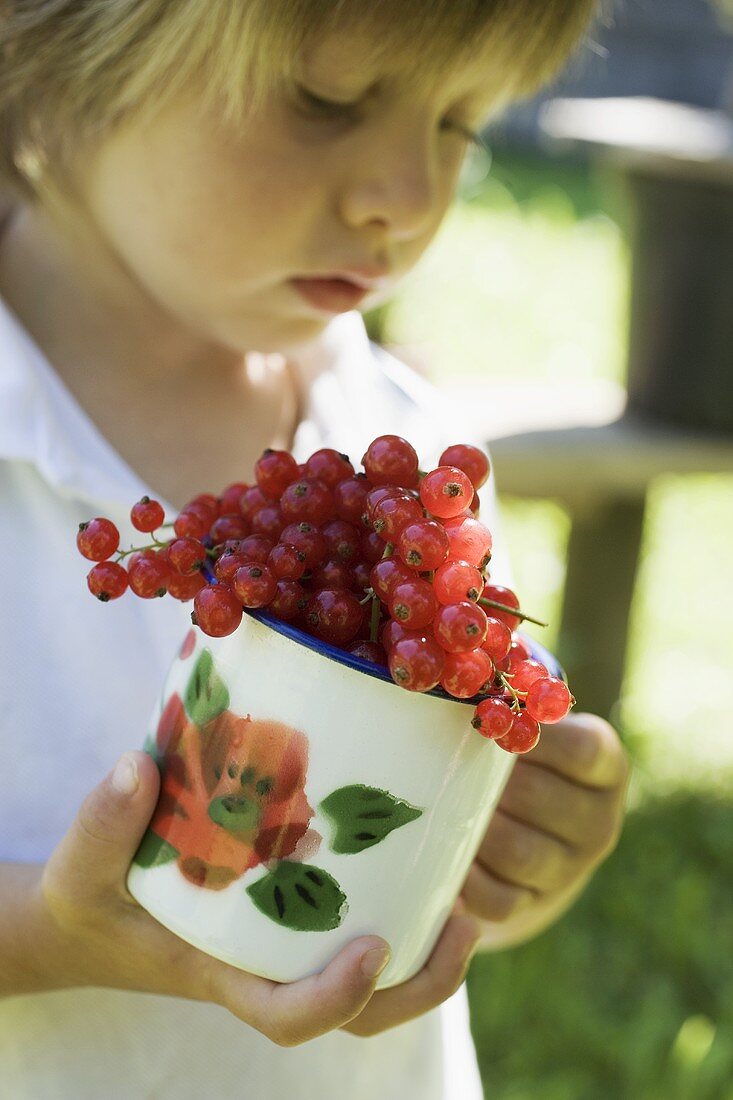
[366,147,733,1097]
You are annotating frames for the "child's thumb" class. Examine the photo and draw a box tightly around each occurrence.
[60,751,161,896]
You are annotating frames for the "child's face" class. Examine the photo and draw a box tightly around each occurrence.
[76,28,501,353]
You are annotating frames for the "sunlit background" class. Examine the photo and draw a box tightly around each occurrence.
[364,12,733,1083]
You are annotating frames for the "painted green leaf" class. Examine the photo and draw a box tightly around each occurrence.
[184,648,229,726]
[246,862,348,932]
[133,829,179,868]
[319,785,423,854]
[208,794,260,835]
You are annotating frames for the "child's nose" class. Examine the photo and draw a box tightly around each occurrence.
[338,128,437,243]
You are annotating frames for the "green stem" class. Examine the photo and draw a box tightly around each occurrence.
[369,594,381,644]
[478,598,547,628]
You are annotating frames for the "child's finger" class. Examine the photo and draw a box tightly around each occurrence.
[460,862,534,922]
[341,913,480,1037]
[474,809,575,895]
[215,936,391,1046]
[524,714,629,790]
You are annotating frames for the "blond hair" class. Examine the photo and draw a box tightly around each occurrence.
[0,0,603,199]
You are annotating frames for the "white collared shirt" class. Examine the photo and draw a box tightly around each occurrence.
[0,297,501,1099]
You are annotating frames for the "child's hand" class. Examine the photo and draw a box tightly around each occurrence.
[37,752,398,1046]
[460,713,629,949]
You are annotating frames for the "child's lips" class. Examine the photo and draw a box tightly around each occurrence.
[290,276,371,313]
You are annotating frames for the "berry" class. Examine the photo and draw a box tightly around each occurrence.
[280,522,327,568]
[215,549,253,585]
[305,588,363,646]
[360,529,387,564]
[280,477,334,525]
[334,475,370,524]
[471,697,515,741]
[370,557,414,602]
[322,519,361,562]
[167,570,207,601]
[419,466,474,519]
[440,649,495,699]
[364,484,406,524]
[439,444,490,489]
[311,558,354,590]
[497,712,541,755]
[433,559,483,604]
[270,579,307,620]
[434,601,488,653]
[371,493,423,540]
[232,563,278,607]
[397,519,450,570]
[481,617,513,662]
[87,560,128,601]
[389,578,438,631]
[130,496,165,533]
[173,509,209,540]
[254,449,299,498]
[76,517,120,561]
[508,659,548,694]
[362,435,419,487]
[524,678,574,723]
[239,485,270,522]
[128,549,172,598]
[304,448,355,488]
[236,534,275,563]
[268,543,307,580]
[192,584,243,637]
[388,635,445,693]
[444,516,492,568]
[481,584,521,630]
[218,481,250,514]
[168,537,206,575]
[250,503,285,540]
[210,513,250,543]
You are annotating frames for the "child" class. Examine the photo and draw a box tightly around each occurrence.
[0,2,628,1097]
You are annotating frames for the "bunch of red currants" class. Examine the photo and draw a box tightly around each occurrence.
[76,434,574,753]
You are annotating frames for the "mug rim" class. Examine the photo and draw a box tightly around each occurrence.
[241,606,565,708]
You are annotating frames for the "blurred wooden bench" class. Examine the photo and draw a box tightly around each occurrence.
[486,98,733,720]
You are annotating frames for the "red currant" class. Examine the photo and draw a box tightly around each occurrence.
[130,496,165,533]
[218,481,250,514]
[269,579,307,621]
[347,639,387,665]
[433,559,483,604]
[168,537,206,575]
[481,584,521,630]
[334,475,370,525]
[280,522,327,568]
[471,697,515,740]
[444,516,493,568]
[232,563,278,607]
[434,601,488,653]
[419,466,474,519]
[304,448,355,488]
[76,517,120,561]
[250,503,286,540]
[362,435,419,488]
[524,678,574,723]
[439,444,490,489]
[497,712,541,754]
[322,519,361,562]
[87,560,129,601]
[280,477,335,525]
[254,448,299,498]
[481,617,513,662]
[397,519,450,570]
[305,588,364,645]
[128,549,172,598]
[192,584,243,637]
[388,635,445,693]
[268,543,307,580]
[389,578,438,631]
[440,649,495,699]
[210,514,250,544]
[167,570,207,601]
[239,485,270,522]
[508,659,548,694]
[371,493,423,540]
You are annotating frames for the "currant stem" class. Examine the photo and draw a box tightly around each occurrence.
[498,673,523,713]
[359,587,375,605]
[381,542,394,559]
[369,594,381,644]
[478,598,548,628]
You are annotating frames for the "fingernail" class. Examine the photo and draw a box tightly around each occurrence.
[112,754,139,795]
[361,946,391,979]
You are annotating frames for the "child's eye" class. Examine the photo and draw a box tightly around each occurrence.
[296,86,358,120]
[295,84,485,153]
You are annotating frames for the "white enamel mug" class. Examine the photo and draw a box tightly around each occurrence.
[126,609,561,989]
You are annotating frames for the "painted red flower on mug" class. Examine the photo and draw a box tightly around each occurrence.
[149,693,313,889]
